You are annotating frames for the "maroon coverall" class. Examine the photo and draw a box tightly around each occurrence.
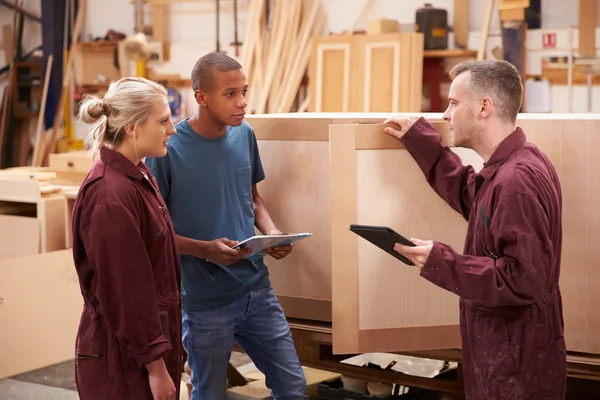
[71,147,182,399]
[401,118,567,399]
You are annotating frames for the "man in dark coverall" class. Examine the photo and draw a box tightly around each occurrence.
[383,60,567,399]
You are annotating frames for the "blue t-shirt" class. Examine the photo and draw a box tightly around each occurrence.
[145,119,270,311]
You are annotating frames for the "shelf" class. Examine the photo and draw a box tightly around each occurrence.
[423,49,477,58]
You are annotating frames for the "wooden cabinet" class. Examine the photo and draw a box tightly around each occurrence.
[0,170,69,261]
[309,33,424,113]
[247,113,600,357]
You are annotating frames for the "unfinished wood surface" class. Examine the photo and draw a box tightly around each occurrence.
[0,214,39,260]
[309,35,353,113]
[248,112,446,323]
[329,125,359,352]
[0,178,45,203]
[578,0,597,58]
[516,118,600,354]
[477,0,495,61]
[151,4,166,41]
[64,189,78,249]
[453,0,469,49]
[356,147,479,331]
[241,0,325,114]
[256,140,331,304]
[38,196,67,252]
[324,114,600,355]
[48,150,95,173]
[329,123,482,354]
[32,55,53,167]
[249,112,600,356]
[0,250,82,379]
[72,41,121,87]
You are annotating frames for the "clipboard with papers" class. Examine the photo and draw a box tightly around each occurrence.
[232,233,312,260]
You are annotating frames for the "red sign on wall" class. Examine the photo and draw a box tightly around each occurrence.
[543,33,557,48]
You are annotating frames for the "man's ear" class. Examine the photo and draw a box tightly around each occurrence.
[194,90,207,107]
[479,96,493,119]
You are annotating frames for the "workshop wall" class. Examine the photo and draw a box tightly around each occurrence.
[4,0,599,129]
[82,0,596,42]
[80,0,600,115]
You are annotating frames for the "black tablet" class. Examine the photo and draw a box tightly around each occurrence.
[349,224,416,266]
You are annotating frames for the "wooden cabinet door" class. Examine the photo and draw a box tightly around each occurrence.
[329,122,484,355]
[351,33,424,113]
[309,36,356,113]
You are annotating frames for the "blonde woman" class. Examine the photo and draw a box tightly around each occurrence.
[71,77,181,400]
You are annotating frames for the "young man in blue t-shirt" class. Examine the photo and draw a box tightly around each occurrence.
[145,52,307,399]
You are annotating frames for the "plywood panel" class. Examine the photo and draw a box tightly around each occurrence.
[38,196,67,252]
[0,250,82,379]
[356,149,477,330]
[257,141,331,301]
[249,114,448,324]
[321,50,348,112]
[0,215,39,260]
[309,37,352,113]
[363,44,399,112]
[329,124,359,353]
[453,0,470,49]
[586,121,600,354]
[557,120,588,352]
[578,0,597,58]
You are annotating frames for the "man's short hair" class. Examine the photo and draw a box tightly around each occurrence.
[191,52,242,92]
[449,60,523,122]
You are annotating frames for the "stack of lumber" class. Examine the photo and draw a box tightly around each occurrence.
[241,0,326,114]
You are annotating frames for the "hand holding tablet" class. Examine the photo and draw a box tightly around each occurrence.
[349,224,418,266]
[232,233,312,260]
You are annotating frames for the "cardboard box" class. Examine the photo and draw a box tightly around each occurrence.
[366,18,399,35]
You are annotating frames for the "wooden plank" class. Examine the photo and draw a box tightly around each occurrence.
[579,0,597,58]
[477,0,495,61]
[0,178,42,203]
[32,55,53,166]
[38,196,67,252]
[534,66,600,85]
[151,4,166,41]
[329,124,359,354]
[453,0,469,49]
[424,49,476,58]
[2,24,13,61]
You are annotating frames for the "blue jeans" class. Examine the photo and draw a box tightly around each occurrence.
[182,286,308,400]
